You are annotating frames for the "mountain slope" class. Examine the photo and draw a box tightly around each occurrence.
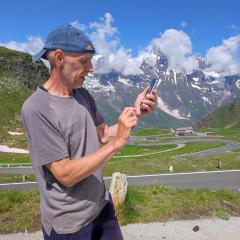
[0,46,48,145]
[195,98,240,128]
[1,46,240,135]
[87,50,240,127]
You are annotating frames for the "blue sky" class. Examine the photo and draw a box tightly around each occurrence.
[1,0,240,76]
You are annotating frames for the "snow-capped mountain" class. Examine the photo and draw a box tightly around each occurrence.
[84,51,240,128]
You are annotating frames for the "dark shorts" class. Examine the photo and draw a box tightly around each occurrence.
[42,197,124,240]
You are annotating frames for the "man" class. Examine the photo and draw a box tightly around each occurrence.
[21,24,157,240]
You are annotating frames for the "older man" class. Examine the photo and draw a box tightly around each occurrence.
[21,24,157,240]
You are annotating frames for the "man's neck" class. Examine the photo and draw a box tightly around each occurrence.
[44,74,73,97]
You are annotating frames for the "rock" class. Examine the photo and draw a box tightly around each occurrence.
[169,165,173,173]
[216,159,222,169]
[193,225,200,232]
[109,172,128,209]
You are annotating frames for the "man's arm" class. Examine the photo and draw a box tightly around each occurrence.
[47,107,138,187]
[96,122,118,145]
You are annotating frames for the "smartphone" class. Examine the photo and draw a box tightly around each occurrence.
[141,79,158,112]
[149,79,159,94]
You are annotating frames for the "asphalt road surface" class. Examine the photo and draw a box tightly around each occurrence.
[0,170,239,192]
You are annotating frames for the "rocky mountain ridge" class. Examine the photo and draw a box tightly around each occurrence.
[84,50,240,127]
[1,46,240,129]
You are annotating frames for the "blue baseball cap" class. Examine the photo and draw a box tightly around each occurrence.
[33,24,95,61]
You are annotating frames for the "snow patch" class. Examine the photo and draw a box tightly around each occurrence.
[192,77,199,82]
[202,96,212,105]
[84,77,115,94]
[157,96,188,120]
[0,145,28,154]
[8,131,24,136]
[191,83,202,90]
[172,69,177,85]
[203,71,220,78]
[185,77,189,87]
[165,70,170,76]
[176,94,182,102]
[208,80,219,85]
[118,77,133,87]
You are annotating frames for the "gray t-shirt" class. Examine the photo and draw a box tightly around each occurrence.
[21,87,107,235]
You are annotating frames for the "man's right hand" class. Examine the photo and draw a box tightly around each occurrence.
[114,107,138,148]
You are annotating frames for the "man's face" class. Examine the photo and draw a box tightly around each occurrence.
[61,52,93,88]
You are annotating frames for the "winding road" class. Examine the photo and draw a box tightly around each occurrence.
[0,136,240,191]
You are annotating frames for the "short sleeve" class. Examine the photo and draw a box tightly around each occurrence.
[22,105,69,167]
[79,88,104,127]
[94,107,104,127]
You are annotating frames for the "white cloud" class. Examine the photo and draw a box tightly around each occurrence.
[69,20,86,31]
[0,36,44,55]
[90,13,143,75]
[180,21,187,28]
[205,35,240,76]
[141,29,198,73]
[1,13,240,77]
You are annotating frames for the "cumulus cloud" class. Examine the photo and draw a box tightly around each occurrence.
[1,13,240,77]
[141,29,199,73]
[205,35,240,76]
[0,36,44,55]
[69,20,86,31]
[89,13,142,75]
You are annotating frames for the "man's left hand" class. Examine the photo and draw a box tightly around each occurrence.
[134,86,158,118]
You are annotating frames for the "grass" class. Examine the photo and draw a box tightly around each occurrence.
[194,127,240,143]
[0,190,40,233]
[0,82,30,148]
[117,185,240,225]
[0,152,30,164]
[103,142,226,176]
[0,127,239,233]
[0,186,239,233]
[119,142,226,159]
[0,141,228,183]
[0,46,23,56]
[135,128,171,136]
[179,151,240,171]
[115,144,176,156]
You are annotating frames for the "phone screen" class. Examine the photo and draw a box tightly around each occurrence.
[149,79,158,94]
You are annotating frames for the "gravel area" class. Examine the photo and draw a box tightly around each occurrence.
[1,217,240,240]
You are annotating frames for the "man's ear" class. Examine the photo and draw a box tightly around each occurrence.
[54,49,64,63]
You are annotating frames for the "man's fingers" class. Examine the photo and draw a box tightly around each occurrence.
[128,118,138,128]
[145,93,158,102]
[119,107,138,127]
[143,85,150,94]
[141,104,152,113]
[141,99,155,108]
[120,107,136,118]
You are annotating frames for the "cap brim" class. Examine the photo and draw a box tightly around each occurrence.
[32,48,47,62]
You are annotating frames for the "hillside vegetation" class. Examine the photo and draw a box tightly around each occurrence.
[196,98,240,129]
[0,46,48,146]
